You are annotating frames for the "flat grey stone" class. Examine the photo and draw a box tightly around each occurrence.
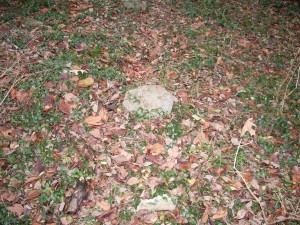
[137,195,176,211]
[122,0,147,11]
[123,85,177,115]
[25,18,44,27]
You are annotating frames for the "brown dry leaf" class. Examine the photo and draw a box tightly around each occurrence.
[250,179,260,191]
[26,189,42,200]
[212,208,228,220]
[98,108,108,122]
[15,89,30,102]
[241,118,256,136]
[7,204,24,217]
[210,122,225,132]
[236,208,249,219]
[127,177,140,185]
[67,187,88,214]
[291,166,300,191]
[146,143,165,156]
[201,203,211,223]
[42,95,55,112]
[221,176,243,190]
[60,216,73,225]
[85,109,108,126]
[0,76,12,86]
[64,93,77,102]
[161,159,177,171]
[193,131,209,144]
[78,77,94,88]
[59,99,71,115]
[167,146,180,159]
[97,200,110,211]
[111,149,133,164]
[214,56,223,70]
[90,129,102,138]
[242,171,253,183]
[238,39,250,48]
[0,191,18,202]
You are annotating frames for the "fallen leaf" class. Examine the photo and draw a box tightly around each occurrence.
[214,56,223,70]
[85,109,108,126]
[212,208,228,220]
[167,146,180,159]
[59,99,71,115]
[250,179,260,191]
[60,216,73,225]
[15,89,30,102]
[221,176,243,190]
[42,95,55,112]
[64,93,77,102]
[146,143,165,156]
[238,39,250,48]
[111,149,133,164]
[7,204,24,217]
[97,200,110,211]
[0,76,12,86]
[67,182,88,213]
[26,189,42,200]
[236,208,248,219]
[161,159,177,171]
[0,191,17,202]
[231,137,240,146]
[77,77,94,87]
[241,118,256,136]
[98,108,108,122]
[193,131,209,144]
[90,129,102,138]
[127,177,140,185]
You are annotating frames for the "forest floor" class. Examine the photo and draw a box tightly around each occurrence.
[0,0,299,224]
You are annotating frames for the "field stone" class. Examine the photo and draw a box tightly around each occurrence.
[123,85,178,115]
[122,0,147,11]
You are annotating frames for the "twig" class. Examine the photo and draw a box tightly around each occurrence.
[0,59,21,79]
[233,139,267,224]
[0,69,53,107]
[0,75,24,106]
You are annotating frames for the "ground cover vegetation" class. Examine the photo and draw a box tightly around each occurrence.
[0,0,299,224]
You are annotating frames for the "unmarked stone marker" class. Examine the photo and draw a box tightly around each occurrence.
[123,85,177,115]
[137,195,176,211]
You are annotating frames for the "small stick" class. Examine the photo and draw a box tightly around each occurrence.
[233,139,267,223]
[0,75,24,106]
[0,69,53,107]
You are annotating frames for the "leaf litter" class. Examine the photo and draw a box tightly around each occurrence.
[0,0,299,224]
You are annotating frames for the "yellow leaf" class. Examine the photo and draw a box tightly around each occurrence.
[188,178,196,185]
[77,77,94,88]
